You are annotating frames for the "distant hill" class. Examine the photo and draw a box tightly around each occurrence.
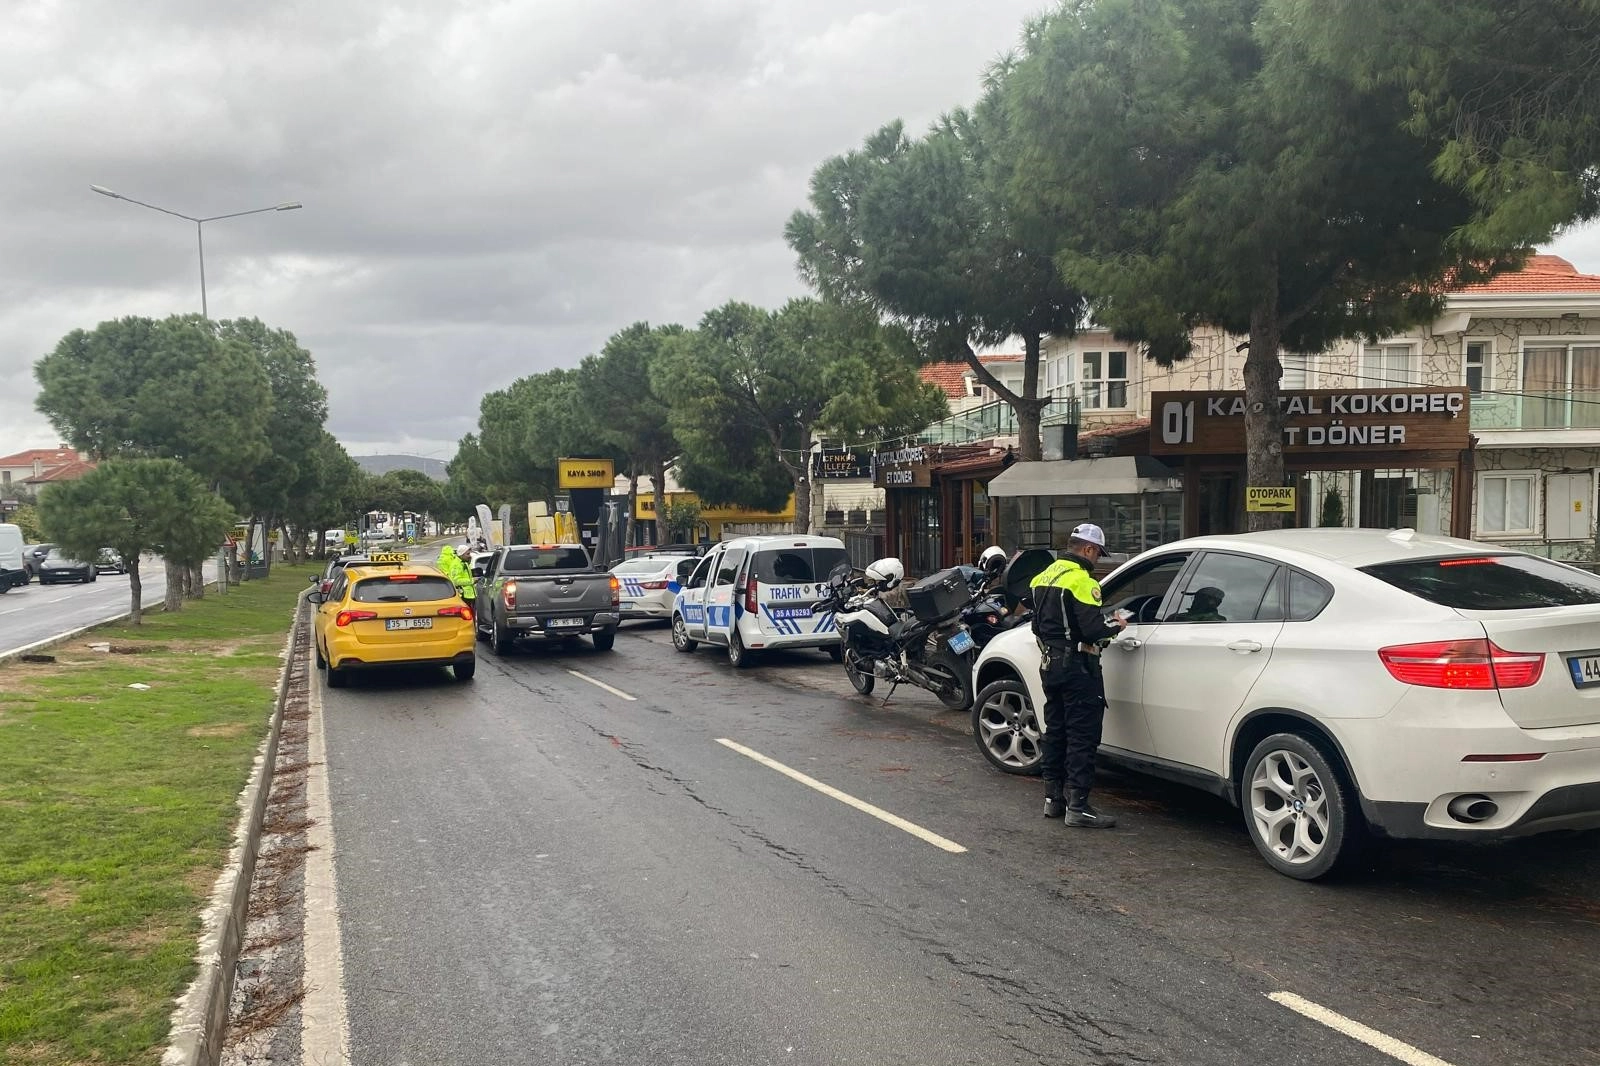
[354,454,449,481]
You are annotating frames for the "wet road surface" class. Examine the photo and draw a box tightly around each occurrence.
[316,620,1600,1065]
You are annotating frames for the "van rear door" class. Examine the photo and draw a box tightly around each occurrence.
[751,545,848,638]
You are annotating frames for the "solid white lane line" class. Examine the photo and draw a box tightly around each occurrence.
[714,738,967,854]
[1267,992,1456,1066]
[566,669,637,701]
[302,664,352,1062]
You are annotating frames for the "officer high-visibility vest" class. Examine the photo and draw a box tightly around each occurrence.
[1030,557,1103,609]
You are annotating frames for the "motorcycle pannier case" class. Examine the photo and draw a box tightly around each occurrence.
[906,567,970,623]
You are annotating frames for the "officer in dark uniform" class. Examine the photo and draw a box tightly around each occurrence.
[1030,523,1127,828]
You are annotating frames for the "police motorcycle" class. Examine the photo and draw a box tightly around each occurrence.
[812,557,984,710]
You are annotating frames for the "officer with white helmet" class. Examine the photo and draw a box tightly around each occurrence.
[1029,523,1126,828]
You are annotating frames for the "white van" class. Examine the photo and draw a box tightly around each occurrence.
[0,524,29,593]
[671,535,847,667]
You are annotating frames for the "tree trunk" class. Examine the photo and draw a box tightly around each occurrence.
[128,561,143,625]
[651,459,669,544]
[163,557,184,612]
[1244,260,1287,533]
[187,562,205,599]
[1016,332,1046,461]
[793,472,812,535]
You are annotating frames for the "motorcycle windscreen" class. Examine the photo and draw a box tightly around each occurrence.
[1001,549,1056,609]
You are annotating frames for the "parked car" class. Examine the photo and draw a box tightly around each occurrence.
[21,541,55,581]
[37,547,95,584]
[671,535,847,667]
[315,553,372,596]
[969,528,1600,880]
[475,543,621,653]
[0,526,30,592]
[95,548,126,574]
[611,555,699,622]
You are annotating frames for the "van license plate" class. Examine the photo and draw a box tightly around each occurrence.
[385,618,433,631]
[1568,654,1600,688]
[768,607,813,621]
[548,617,585,629]
[948,630,974,655]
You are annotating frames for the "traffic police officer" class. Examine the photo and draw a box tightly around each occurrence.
[1030,523,1126,828]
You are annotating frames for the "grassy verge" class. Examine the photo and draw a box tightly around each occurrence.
[0,565,314,1065]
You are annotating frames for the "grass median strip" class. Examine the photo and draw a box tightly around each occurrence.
[0,566,314,1066]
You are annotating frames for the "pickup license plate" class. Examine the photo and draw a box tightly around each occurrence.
[548,617,585,629]
[948,629,974,655]
[385,618,433,631]
[1568,654,1600,688]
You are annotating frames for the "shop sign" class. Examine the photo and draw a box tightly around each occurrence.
[813,450,868,479]
[1246,486,1296,513]
[635,492,795,522]
[1149,388,1470,456]
[871,445,933,489]
[558,458,615,489]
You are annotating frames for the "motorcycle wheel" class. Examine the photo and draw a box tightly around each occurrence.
[843,646,875,695]
[925,651,973,710]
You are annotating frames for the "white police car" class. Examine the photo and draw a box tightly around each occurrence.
[671,535,847,667]
[611,555,699,621]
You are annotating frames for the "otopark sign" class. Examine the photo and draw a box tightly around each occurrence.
[1149,388,1471,455]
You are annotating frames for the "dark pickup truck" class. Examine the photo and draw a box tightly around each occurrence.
[474,544,621,653]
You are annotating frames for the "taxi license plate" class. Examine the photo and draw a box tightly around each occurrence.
[948,629,974,655]
[548,617,585,628]
[1568,654,1600,688]
[385,618,433,631]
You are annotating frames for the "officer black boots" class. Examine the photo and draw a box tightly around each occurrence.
[1043,780,1066,818]
[1064,788,1117,829]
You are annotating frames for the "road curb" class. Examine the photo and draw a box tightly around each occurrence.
[161,588,310,1066]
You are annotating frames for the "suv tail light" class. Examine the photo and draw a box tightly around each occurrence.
[745,574,758,615]
[335,609,379,628]
[438,604,473,622]
[1378,639,1545,690]
[609,575,621,608]
[503,580,517,608]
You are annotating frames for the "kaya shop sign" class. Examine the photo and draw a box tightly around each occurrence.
[1148,388,1471,455]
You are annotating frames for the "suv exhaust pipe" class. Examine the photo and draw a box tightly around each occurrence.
[1447,794,1499,824]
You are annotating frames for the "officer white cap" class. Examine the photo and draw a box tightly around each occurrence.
[1070,522,1107,548]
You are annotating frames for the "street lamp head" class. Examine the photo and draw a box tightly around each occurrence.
[275,202,303,211]
[90,185,123,199]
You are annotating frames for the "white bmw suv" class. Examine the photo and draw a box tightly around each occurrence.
[970,528,1600,880]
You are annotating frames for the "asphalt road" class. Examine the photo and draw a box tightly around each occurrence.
[316,617,1600,1066]
[0,558,219,655]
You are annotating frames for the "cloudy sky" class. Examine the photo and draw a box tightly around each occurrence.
[5,0,1599,463]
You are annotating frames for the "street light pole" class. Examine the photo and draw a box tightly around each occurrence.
[89,185,302,319]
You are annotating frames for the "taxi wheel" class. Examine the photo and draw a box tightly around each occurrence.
[326,661,348,688]
[592,628,616,653]
[453,658,476,682]
[672,615,698,653]
[314,639,326,669]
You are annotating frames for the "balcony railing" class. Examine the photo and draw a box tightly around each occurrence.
[917,394,1083,446]
[1468,392,1600,431]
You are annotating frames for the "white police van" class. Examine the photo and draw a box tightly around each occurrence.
[671,535,847,667]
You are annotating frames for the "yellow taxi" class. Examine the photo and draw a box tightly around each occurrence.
[309,553,476,687]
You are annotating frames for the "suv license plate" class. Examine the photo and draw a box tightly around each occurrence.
[548,617,585,629]
[1569,654,1600,688]
[948,629,974,655]
[385,618,433,631]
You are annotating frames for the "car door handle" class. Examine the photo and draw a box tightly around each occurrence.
[1226,640,1263,653]
[1114,637,1141,650]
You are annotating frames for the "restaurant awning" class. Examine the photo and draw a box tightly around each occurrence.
[986,456,1180,498]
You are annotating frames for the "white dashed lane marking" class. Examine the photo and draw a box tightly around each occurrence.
[714,737,967,854]
[1267,992,1457,1066]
